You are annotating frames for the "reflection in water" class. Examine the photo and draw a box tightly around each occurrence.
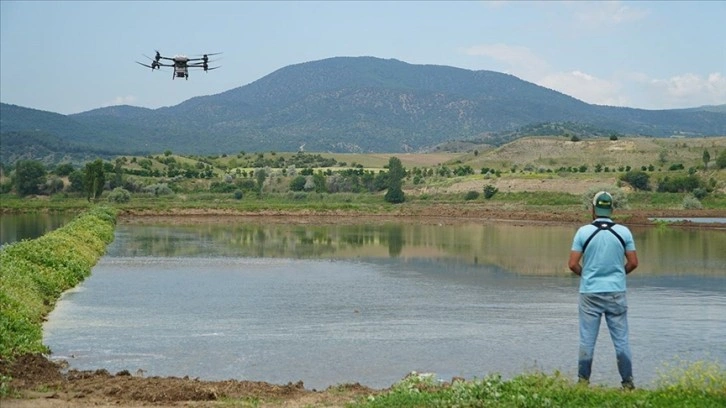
[44,249,725,390]
[42,221,726,390]
[111,221,726,276]
[0,213,75,246]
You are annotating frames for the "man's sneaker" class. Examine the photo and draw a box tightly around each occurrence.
[622,380,635,391]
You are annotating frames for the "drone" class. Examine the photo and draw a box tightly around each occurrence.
[137,51,221,80]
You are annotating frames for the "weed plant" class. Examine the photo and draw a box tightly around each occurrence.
[352,367,726,408]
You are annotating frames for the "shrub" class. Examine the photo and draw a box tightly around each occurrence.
[483,185,498,199]
[692,188,708,200]
[716,150,726,169]
[143,183,174,196]
[682,195,703,210]
[582,186,628,210]
[620,170,650,191]
[107,187,131,203]
[289,175,306,191]
[209,181,237,193]
[657,175,702,193]
[656,358,726,394]
[464,191,479,200]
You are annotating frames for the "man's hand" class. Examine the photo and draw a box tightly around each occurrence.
[625,250,638,274]
[568,251,583,276]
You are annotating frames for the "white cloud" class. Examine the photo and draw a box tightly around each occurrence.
[538,70,726,109]
[462,43,627,106]
[463,41,726,109]
[539,70,628,106]
[634,72,726,109]
[573,1,650,28]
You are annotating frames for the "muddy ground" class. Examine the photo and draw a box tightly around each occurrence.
[1,354,378,407]
[2,207,723,407]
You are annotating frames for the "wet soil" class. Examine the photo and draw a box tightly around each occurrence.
[1,354,377,407]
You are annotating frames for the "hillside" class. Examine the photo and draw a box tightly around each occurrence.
[2,57,726,164]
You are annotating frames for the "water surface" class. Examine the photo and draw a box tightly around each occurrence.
[0,213,74,246]
[44,222,726,389]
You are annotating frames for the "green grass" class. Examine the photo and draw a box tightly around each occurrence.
[0,194,93,212]
[350,364,726,408]
[0,206,117,359]
[491,191,582,206]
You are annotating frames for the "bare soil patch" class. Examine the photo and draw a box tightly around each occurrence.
[1,354,377,408]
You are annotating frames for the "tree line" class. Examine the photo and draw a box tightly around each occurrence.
[3,147,724,204]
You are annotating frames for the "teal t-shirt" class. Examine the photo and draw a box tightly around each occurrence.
[571,218,636,293]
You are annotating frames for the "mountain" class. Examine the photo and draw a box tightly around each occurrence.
[2,56,725,163]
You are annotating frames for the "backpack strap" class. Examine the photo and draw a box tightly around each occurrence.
[581,221,626,253]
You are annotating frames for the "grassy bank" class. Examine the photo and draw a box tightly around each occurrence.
[350,366,726,408]
[0,206,117,358]
[1,189,724,216]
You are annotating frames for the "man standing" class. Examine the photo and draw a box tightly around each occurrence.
[568,191,639,389]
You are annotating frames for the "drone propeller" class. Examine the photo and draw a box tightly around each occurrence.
[195,52,222,63]
[136,61,156,70]
[137,60,164,71]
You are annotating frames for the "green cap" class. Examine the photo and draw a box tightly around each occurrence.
[592,191,613,217]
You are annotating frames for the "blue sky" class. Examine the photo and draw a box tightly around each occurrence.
[1,1,724,115]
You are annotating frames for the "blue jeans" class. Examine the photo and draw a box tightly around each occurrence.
[578,292,633,386]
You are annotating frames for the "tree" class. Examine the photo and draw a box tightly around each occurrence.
[289,175,306,191]
[703,149,711,170]
[84,159,105,202]
[54,163,75,177]
[658,149,668,165]
[112,158,124,189]
[14,160,47,196]
[68,170,85,192]
[717,150,726,169]
[255,168,267,196]
[384,156,405,204]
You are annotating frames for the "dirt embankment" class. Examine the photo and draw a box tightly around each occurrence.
[1,354,377,408]
[116,205,726,230]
